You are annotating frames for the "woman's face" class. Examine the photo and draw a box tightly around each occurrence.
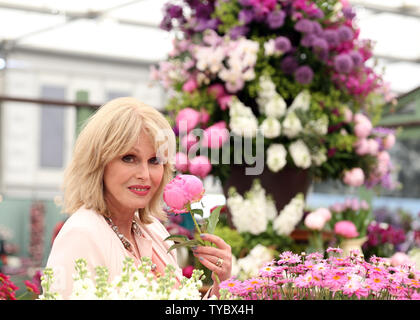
[103,130,164,215]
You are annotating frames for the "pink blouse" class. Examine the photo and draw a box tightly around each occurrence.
[45,206,183,299]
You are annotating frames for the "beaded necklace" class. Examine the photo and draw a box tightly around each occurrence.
[104,216,157,271]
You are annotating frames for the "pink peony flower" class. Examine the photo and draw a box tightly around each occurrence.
[182,77,198,93]
[354,138,370,155]
[343,107,353,123]
[181,132,198,152]
[202,121,230,149]
[200,108,210,126]
[334,220,359,238]
[353,113,372,138]
[176,108,201,133]
[367,139,379,155]
[175,152,189,172]
[343,167,365,187]
[314,208,332,221]
[304,212,327,230]
[163,174,204,213]
[188,155,212,179]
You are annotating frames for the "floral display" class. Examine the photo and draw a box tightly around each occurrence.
[39,257,210,300]
[0,270,41,300]
[29,201,45,267]
[220,248,420,300]
[152,0,397,190]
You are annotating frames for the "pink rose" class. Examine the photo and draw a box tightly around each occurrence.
[353,113,372,138]
[188,156,212,179]
[367,139,379,155]
[343,167,365,187]
[334,220,359,238]
[163,174,204,213]
[304,212,327,231]
[176,108,201,133]
[207,83,226,99]
[390,252,413,267]
[182,77,198,93]
[182,265,195,278]
[217,95,233,111]
[175,152,189,173]
[202,121,230,149]
[354,138,370,155]
[383,134,396,150]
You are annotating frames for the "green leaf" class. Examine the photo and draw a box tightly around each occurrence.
[207,205,222,234]
[167,239,202,253]
[164,235,190,243]
[190,208,204,217]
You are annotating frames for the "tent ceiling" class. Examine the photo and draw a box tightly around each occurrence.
[0,0,418,94]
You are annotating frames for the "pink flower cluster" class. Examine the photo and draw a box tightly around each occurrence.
[220,248,420,300]
[0,273,19,300]
[341,109,396,188]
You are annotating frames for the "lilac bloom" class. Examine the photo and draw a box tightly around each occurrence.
[281,56,299,75]
[323,29,340,47]
[229,25,249,39]
[239,9,254,24]
[334,53,354,73]
[275,36,291,53]
[301,34,317,47]
[312,37,329,61]
[338,25,354,42]
[294,19,314,33]
[349,50,363,67]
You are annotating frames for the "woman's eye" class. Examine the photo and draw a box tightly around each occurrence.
[122,155,135,163]
[150,157,162,165]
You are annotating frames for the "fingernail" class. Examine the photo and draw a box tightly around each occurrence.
[199,257,203,261]
[200,234,206,239]
[192,246,197,251]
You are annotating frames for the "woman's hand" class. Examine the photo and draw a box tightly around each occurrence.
[192,233,232,285]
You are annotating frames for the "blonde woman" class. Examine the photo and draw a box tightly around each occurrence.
[45,97,232,299]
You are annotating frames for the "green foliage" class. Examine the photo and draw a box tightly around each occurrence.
[213,225,246,258]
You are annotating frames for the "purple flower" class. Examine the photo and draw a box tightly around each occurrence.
[267,10,286,29]
[312,37,329,60]
[275,36,291,53]
[239,0,253,6]
[342,7,356,20]
[294,19,314,33]
[349,50,363,67]
[301,34,316,47]
[160,16,173,31]
[281,56,298,75]
[195,2,213,19]
[238,9,254,24]
[229,25,249,39]
[338,25,354,42]
[308,8,324,19]
[334,53,354,73]
[312,21,324,36]
[294,65,314,84]
[323,29,340,47]
[167,4,183,19]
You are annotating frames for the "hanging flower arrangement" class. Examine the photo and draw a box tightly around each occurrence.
[151,0,397,189]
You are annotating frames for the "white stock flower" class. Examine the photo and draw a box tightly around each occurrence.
[264,94,287,119]
[266,144,287,172]
[289,140,312,169]
[236,244,274,278]
[273,193,305,236]
[306,115,329,135]
[260,117,281,138]
[288,90,311,112]
[311,148,327,166]
[264,39,276,56]
[282,111,302,138]
[229,98,258,138]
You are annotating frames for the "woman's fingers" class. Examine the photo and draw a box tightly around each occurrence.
[200,233,231,251]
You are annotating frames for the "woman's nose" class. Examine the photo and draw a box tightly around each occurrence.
[135,161,149,180]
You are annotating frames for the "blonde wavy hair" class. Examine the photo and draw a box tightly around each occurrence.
[62,97,176,224]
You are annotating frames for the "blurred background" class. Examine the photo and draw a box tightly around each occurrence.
[0,0,419,286]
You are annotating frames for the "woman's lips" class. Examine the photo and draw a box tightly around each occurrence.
[128,185,151,196]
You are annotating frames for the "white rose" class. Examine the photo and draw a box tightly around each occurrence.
[260,117,281,138]
[266,143,287,172]
[282,111,302,138]
[289,140,312,169]
[289,90,311,112]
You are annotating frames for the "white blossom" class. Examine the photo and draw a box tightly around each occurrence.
[289,139,312,169]
[282,111,302,138]
[266,143,287,172]
[229,97,258,138]
[306,115,329,135]
[311,148,327,166]
[260,117,281,139]
[264,94,287,119]
[288,90,311,113]
[235,245,274,279]
[273,193,305,236]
